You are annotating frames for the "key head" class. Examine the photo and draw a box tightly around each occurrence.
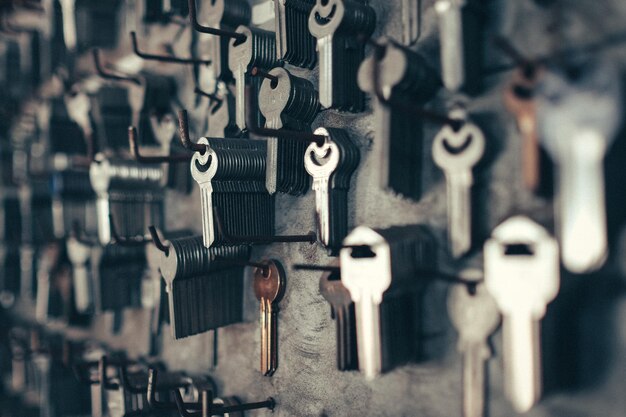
[448,282,500,353]
[89,155,113,194]
[66,236,91,264]
[340,226,392,304]
[435,0,467,13]
[484,216,560,318]
[190,137,217,185]
[258,67,291,121]
[504,67,542,122]
[253,260,286,304]
[228,26,253,72]
[308,0,346,39]
[319,262,352,310]
[64,91,92,136]
[432,116,485,174]
[304,128,340,181]
[537,60,622,160]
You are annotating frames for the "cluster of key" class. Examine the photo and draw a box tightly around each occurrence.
[0,0,625,416]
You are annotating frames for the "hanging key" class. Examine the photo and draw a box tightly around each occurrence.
[341,225,435,379]
[227,26,281,132]
[537,60,621,273]
[435,0,466,92]
[319,261,358,371]
[67,236,93,314]
[274,0,317,68]
[253,260,286,376]
[357,38,440,200]
[484,216,559,413]
[256,66,320,196]
[448,282,501,417]
[304,127,359,253]
[432,109,485,258]
[309,0,376,112]
[504,66,544,192]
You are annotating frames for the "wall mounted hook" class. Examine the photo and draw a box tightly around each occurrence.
[130,31,211,65]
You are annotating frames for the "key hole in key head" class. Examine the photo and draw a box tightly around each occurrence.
[315,3,336,23]
[513,84,534,100]
[349,245,376,259]
[310,148,332,165]
[443,134,473,155]
[504,243,535,256]
[194,155,213,173]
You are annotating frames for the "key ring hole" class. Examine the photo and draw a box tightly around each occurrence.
[442,134,473,155]
[310,148,332,166]
[349,245,376,259]
[504,243,535,256]
[513,84,534,100]
[194,155,213,173]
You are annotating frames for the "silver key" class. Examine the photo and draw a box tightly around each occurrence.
[448,282,500,417]
[190,138,217,248]
[537,62,621,273]
[402,0,420,45]
[89,157,113,245]
[67,236,93,313]
[484,216,559,413]
[341,227,392,380]
[304,128,340,248]
[435,0,466,92]
[432,112,484,258]
[228,26,253,132]
[59,0,77,51]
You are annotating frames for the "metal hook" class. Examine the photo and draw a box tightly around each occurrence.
[109,214,152,246]
[173,389,203,416]
[119,364,147,394]
[244,84,326,147]
[177,109,209,153]
[213,207,316,245]
[250,67,279,87]
[214,257,271,276]
[128,126,191,163]
[362,36,463,130]
[187,0,247,43]
[147,368,181,410]
[193,87,223,105]
[148,226,170,255]
[292,264,341,272]
[174,388,275,417]
[130,31,211,65]
[92,49,142,85]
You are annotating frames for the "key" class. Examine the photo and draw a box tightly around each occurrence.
[357,39,439,201]
[435,0,466,92]
[304,127,360,252]
[432,111,485,258]
[60,0,78,51]
[448,282,500,417]
[340,228,391,380]
[228,26,279,132]
[319,261,358,371]
[253,260,286,376]
[67,236,93,313]
[274,0,316,68]
[309,0,376,111]
[484,216,559,413]
[504,66,543,191]
[537,61,621,273]
[402,0,420,45]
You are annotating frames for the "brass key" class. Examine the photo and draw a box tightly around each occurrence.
[253,260,286,376]
[504,66,543,191]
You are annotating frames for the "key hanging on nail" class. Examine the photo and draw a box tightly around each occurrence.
[157,234,250,339]
[504,65,544,192]
[357,37,440,200]
[195,85,239,138]
[341,225,435,379]
[308,0,376,112]
[226,25,282,132]
[319,260,359,371]
[304,127,359,254]
[435,0,466,92]
[253,260,286,376]
[537,60,621,273]
[188,0,251,91]
[484,216,559,413]
[274,0,317,68]
[432,108,485,258]
[255,66,320,195]
[448,281,500,417]
[189,137,274,249]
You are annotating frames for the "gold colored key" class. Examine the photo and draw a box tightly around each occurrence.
[504,66,543,191]
[253,260,286,376]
